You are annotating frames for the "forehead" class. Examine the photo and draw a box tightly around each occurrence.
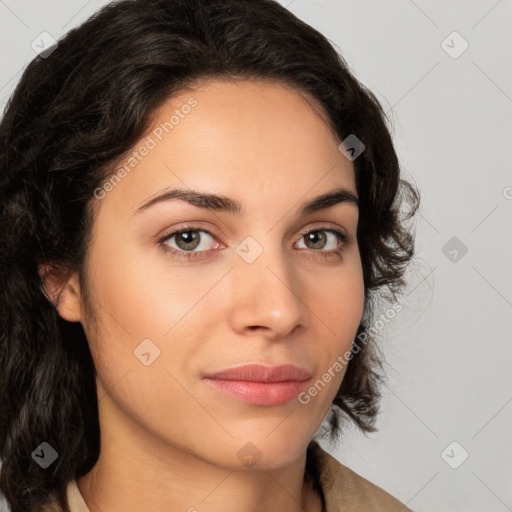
[180,76,337,130]
[169,77,339,145]
[93,78,355,221]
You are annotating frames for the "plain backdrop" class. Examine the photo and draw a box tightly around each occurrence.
[1,1,511,511]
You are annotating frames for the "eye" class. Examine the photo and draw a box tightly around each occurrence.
[159,228,221,260]
[158,225,347,261]
[296,228,346,253]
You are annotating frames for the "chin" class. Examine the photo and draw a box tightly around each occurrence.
[223,429,312,471]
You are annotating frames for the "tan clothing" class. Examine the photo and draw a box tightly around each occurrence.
[310,441,412,511]
[2,441,412,511]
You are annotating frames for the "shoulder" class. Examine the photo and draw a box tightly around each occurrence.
[309,441,413,512]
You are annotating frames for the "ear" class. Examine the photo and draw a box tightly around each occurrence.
[39,264,83,322]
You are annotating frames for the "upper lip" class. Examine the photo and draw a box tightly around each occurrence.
[204,364,312,382]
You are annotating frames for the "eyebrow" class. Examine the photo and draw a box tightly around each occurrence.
[134,186,358,217]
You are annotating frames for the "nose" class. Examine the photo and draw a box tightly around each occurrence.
[227,241,308,340]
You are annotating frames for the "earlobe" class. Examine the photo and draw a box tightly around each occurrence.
[39,265,83,322]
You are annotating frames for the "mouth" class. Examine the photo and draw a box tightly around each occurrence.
[203,364,312,406]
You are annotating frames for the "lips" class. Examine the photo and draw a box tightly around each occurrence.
[204,363,312,382]
[203,364,312,406]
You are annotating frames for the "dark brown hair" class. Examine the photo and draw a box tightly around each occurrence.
[0,0,419,510]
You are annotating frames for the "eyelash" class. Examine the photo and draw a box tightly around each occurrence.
[157,225,348,262]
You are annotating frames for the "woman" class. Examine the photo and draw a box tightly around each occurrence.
[0,0,420,510]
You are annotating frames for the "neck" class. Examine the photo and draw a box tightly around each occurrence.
[76,393,323,512]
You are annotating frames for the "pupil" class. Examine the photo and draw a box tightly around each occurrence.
[178,231,199,250]
[307,231,326,249]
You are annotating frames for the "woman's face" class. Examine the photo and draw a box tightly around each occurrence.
[76,78,364,469]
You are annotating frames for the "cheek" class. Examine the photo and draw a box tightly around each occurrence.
[313,261,365,388]
[84,236,176,337]
[82,237,211,397]
[320,261,365,336]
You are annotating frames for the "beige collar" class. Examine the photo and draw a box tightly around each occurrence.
[309,440,412,511]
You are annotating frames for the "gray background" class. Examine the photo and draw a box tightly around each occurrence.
[1,1,511,511]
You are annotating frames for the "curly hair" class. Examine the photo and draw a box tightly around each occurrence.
[0,0,420,510]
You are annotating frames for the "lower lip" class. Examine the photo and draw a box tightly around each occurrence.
[204,378,309,406]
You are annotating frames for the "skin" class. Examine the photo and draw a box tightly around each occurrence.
[46,78,365,512]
